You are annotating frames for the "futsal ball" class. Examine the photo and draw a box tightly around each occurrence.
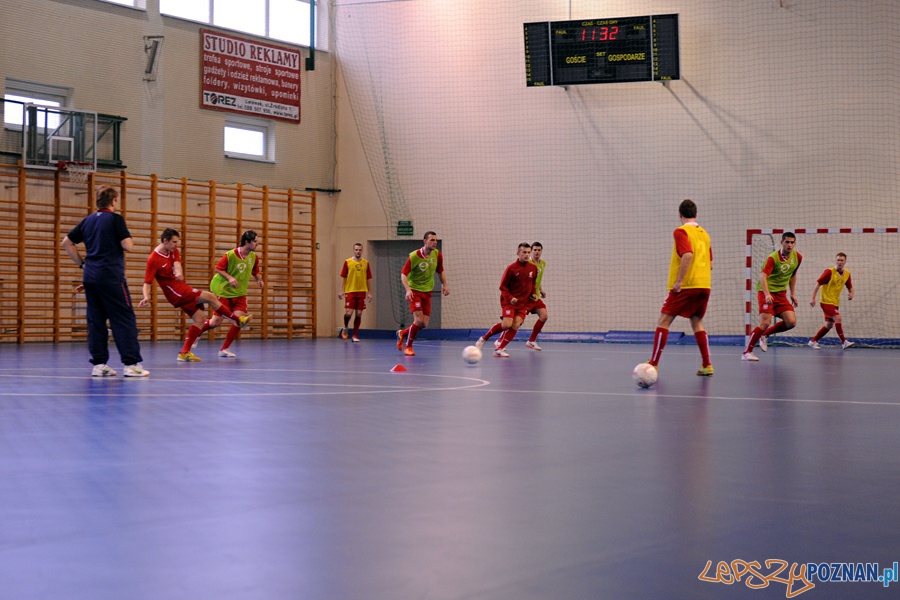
[632,363,658,388]
[462,345,483,364]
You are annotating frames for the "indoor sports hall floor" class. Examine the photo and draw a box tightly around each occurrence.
[1,338,898,599]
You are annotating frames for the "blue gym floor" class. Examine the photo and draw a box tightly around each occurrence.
[1,338,898,599]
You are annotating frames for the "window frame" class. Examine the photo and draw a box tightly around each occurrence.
[224,114,276,163]
[3,79,72,130]
[160,0,325,50]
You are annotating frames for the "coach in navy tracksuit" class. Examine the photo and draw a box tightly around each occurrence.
[61,186,149,377]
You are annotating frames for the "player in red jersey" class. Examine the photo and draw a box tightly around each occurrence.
[808,252,855,349]
[647,200,714,375]
[475,243,538,358]
[139,228,250,362]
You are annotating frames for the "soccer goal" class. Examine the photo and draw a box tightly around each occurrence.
[746,228,900,348]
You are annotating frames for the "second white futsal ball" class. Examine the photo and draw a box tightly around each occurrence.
[462,345,483,364]
[632,363,658,388]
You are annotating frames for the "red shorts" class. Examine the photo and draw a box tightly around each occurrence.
[758,290,794,316]
[218,295,249,314]
[530,299,547,313]
[344,292,367,311]
[407,290,432,316]
[819,303,840,320]
[660,288,710,319]
[164,283,204,317]
[501,303,529,321]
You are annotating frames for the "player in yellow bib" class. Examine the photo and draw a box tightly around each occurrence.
[397,231,449,356]
[743,232,802,361]
[205,230,263,358]
[339,243,373,342]
[647,199,714,376]
[808,252,855,349]
[525,242,549,350]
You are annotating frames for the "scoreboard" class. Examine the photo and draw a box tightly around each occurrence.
[524,14,680,87]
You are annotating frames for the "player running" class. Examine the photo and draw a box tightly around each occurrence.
[525,241,549,351]
[203,230,263,358]
[743,232,801,361]
[397,231,449,356]
[475,243,538,358]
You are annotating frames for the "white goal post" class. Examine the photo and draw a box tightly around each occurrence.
[746,228,900,348]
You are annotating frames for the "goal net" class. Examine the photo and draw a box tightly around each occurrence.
[747,228,900,348]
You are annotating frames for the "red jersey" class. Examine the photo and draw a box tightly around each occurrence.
[144,247,197,307]
[499,260,538,305]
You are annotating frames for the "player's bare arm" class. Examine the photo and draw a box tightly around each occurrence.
[174,261,184,281]
[401,273,413,300]
[789,274,799,307]
[440,272,449,296]
[760,272,773,305]
[217,268,238,288]
[810,283,821,307]
[139,283,152,308]
[673,251,693,293]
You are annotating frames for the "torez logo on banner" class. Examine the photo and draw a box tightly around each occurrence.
[200,29,301,123]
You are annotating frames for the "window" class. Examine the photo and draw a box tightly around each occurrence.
[3,80,70,129]
[161,0,322,49]
[224,115,275,162]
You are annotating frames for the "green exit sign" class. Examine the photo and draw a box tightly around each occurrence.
[397,221,413,236]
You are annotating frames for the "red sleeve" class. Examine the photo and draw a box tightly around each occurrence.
[845,273,852,288]
[435,252,444,273]
[673,228,692,256]
[173,248,181,263]
[215,254,229,271]
[143,254,158,284]
[817,269,832,285]
[366,264,372,279]
[761,256,776,276]
[499,264,513,299]
[401,257,412,275]
[339,260,349,277]
[795,252,803,268]
[251,254,260,276]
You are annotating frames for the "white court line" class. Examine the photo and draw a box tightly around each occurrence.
[0,370,491,398]
[467,386,900,407]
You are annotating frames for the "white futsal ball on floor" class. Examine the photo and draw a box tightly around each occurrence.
[632,363,658,388]
[462,345,483,364]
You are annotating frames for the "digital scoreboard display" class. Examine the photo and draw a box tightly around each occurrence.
[524,14,679,87]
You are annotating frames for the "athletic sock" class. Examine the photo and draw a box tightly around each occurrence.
[498,328,517,349]
[215,305,236,322]
[407,323,421,346]
[483,322,503,340]
[812,326,829,342]
[695,330,711,367]
[762,321,788,337]
[221,324,240,351]
[650,327,668,366]
[353,315,361,337]
[746,327,764,353]
[200,319,212,333]
[343,314,351,328]
[835,323,846,342]
[181,325,203,354]
[529,319,545,342]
